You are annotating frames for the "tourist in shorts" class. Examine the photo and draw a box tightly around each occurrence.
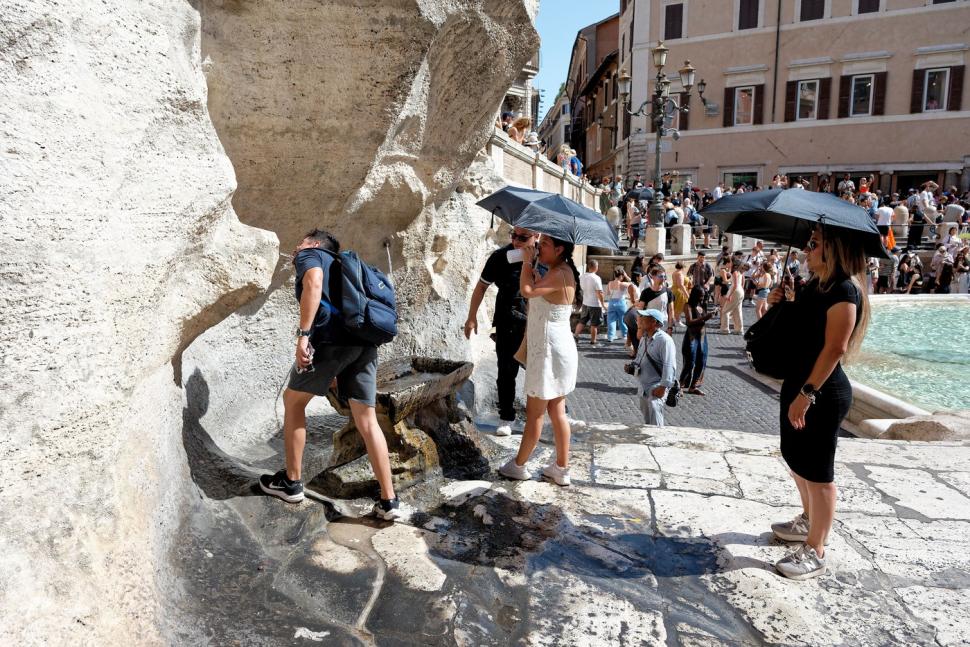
[574,259,605,346]
[258,229,403,521]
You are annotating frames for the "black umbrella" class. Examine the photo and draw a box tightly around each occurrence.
[700,189,890,259]
[628,186,655,202]
[476,186,620,249]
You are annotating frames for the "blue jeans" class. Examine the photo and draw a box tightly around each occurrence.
[607,299,628,341]
[679,333,708,390]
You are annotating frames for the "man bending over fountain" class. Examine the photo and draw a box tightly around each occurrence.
[259,229,402,521]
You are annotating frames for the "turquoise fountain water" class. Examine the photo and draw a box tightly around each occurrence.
[845,298,970,411]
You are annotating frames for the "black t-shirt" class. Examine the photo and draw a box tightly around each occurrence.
[790,275,861,383]
[480,244,528,329]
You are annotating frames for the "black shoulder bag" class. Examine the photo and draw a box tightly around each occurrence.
[643,352,682,407]
[743,300,799,379]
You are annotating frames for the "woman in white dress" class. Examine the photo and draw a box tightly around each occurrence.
[499,235,579,487]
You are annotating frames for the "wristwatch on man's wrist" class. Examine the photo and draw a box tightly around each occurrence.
[799,383,819,404]
[296,328,312,338]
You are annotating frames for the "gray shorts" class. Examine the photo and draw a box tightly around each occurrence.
[579,306,603,326]
[287,344,378,407]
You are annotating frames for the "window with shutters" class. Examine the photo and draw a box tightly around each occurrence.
[924,68,949,111]
[850,74,873,116]
[664,3,684,40]
[856,0,880,13]
[734,86,755,125]
[799,0,826,21]
[797,80,818,120]
[738,0,759,30]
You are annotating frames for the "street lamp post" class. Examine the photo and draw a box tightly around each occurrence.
[618,43,698,233]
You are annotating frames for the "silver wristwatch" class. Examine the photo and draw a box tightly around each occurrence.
[296,328,312,338]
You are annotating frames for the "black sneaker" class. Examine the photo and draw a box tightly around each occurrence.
[258,469,305,503]
[372,497,404,521]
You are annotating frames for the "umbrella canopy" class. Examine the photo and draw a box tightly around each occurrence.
[628,186,655,202]
[700,189,890,258]
[476,186,620,249]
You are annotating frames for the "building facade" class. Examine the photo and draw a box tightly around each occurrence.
[562,14,621,177]
[537,89,571,160]
[502,52,541,126]
[616,0,970,193]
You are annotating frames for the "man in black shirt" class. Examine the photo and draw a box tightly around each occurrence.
[464,227,538,436]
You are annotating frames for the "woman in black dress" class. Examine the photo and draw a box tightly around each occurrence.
[767,225,870,580]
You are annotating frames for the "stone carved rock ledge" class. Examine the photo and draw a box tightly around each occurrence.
[311,357,500,498]
[0,0,539,643]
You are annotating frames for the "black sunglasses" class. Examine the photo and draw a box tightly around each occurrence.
[511,233,533,243]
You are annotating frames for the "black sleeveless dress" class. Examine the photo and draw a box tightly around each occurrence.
[779,275,861,483]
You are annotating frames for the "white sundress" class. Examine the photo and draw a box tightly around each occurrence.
[525,295,578,400]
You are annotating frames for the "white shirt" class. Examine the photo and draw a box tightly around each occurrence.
[744,250,765,277]
[580,272,604,307]
[945,203,966,222]
[876,206,894,226]
[712,186,724,200]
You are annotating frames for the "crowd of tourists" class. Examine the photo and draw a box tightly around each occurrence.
[495,112,585,178]
[253,212,885,585]
[594,170,970,295]
[254,163,965,585]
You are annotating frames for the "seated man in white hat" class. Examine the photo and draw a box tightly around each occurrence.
[631,308,678,427]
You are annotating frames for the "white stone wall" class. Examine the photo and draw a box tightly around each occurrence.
[0,0,539,642]
[0,1,277,642]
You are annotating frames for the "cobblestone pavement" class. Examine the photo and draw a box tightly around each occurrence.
[569,302,784,433]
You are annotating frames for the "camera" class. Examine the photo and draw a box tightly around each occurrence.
[623,362,638,376]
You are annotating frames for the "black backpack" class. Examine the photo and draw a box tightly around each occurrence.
[309,249,399,346]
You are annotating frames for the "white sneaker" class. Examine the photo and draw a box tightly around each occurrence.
[771,513,809,542]
[775,544,827,580]
[498,458,531,480]
[495,423,512,437]
[541,463,571,487]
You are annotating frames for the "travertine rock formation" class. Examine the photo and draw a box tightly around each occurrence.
[0,2,278,643]
[200,0,539,356]
[0,0,538,642]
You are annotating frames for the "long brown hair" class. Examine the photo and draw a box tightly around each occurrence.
[813,227,870,359]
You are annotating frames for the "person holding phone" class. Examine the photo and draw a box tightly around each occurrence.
[499,235,579,486]
[767,225,869,580]
[464,227,538,437]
